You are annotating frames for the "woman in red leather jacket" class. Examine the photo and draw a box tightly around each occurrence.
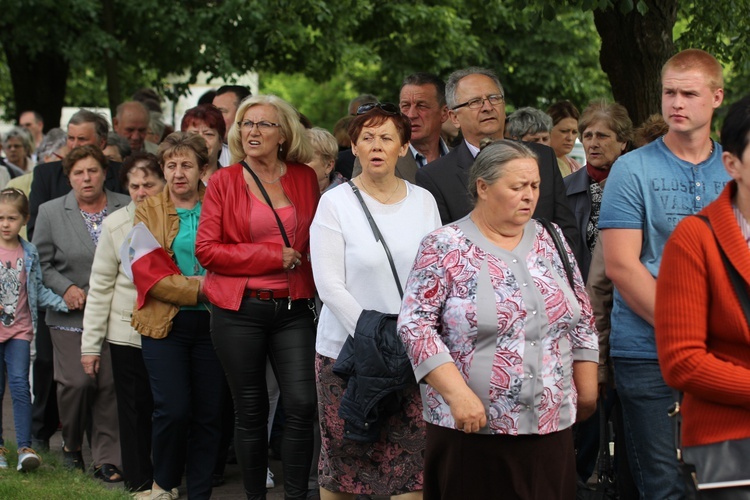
[196,94,319,500]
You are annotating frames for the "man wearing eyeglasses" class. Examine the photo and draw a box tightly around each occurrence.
[415,66,581,262]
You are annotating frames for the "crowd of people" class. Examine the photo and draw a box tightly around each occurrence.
[0,47,747,500]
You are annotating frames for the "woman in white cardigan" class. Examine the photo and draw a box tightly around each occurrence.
[81,153,165,493]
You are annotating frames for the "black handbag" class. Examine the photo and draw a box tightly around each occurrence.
[668,216,750,497]
[576,403,618,500]
[538,220,618,498]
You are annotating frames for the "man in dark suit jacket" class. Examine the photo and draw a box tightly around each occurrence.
[416,67,582,264]
[27,108,126,451]
[29,110,127,240]
[351,73,451,182]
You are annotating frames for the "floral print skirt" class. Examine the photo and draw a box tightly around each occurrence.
[316,353,425,495]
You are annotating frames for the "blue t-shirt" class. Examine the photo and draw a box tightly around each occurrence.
[598,137,729,359]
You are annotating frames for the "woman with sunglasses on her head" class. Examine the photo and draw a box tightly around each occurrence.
[196,94,319,500]
[309,103,441,500]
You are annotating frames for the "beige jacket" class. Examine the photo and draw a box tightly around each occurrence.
[131,185,204,339]
[81,203,142,355]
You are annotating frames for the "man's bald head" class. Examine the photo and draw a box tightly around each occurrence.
[113,101,150,152]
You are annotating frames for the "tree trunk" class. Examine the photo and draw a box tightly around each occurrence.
[593,0,678,127]
[102,0,121,117]
[4,46,69,132]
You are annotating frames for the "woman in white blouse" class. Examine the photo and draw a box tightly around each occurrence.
[310,103,440,500]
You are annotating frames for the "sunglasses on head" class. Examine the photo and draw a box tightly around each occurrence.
[0,187,25,196]
[356,102,400,115]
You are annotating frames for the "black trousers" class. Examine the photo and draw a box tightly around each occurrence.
[141,310,224,500]
[212,297,316,500]
[31,311,58,447]
[110,343,153,492]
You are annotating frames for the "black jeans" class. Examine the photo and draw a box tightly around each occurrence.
[141,310,224,500]
[212,297,316,500]
[109,343,153,492]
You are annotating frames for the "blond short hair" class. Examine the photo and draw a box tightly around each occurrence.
[228,95,313,165]
[662,49,723,91]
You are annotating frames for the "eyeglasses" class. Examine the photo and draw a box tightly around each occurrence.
[237,120,281,132]
[356,102,400,115]
[451,94,504,111]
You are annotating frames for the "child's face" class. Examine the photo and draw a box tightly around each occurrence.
[0,203,27,245]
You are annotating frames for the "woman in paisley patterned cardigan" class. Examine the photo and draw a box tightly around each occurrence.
[397,140,599,500]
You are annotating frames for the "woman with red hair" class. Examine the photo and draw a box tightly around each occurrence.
[181,104,226,184]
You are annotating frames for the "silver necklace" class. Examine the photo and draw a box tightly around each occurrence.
[253,163,286,184]
[359,177,400,204]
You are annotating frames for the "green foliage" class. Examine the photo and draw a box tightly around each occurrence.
[0,51,15,118]
[676,0,750,105]
[259,72,353,131]
[293,1,608,125]
[472,6,611,109]
[514,0,650,18]
[0,0,746,127]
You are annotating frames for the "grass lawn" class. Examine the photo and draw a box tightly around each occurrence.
[0,444,131,499]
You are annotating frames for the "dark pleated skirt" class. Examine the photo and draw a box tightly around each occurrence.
[424,422,576,500]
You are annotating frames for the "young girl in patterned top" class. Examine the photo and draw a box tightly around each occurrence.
[0,188,66,471]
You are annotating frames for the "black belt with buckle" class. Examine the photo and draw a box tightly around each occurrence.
[243,288,290,301]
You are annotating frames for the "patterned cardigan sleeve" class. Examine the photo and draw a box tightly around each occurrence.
[398,228,457,383]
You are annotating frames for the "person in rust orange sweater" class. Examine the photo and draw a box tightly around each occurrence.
[656,94,750,499]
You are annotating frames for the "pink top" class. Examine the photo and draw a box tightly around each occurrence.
[0,245,33,342]
[246,191,296,291]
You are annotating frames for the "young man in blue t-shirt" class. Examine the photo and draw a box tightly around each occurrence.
[599,49,729,499]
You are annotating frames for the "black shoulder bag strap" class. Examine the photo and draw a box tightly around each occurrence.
[537,218,576,290]
[347,180,403,298]
[242,160,292,248]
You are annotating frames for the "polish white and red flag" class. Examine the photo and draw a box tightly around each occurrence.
[120,222,181,309]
